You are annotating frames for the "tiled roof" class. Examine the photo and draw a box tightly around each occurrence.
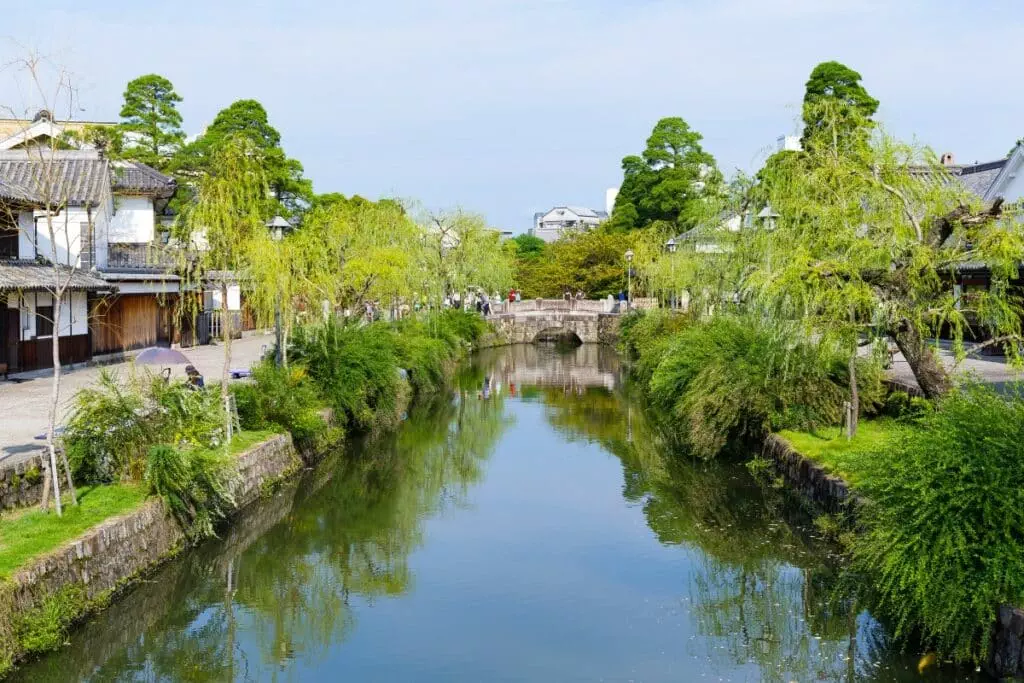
[953,160,1007,198]
[911,158,1008,199]
[0,260,113,292]
[0,177,37,204]
[0,151,110,206]
[0,151,175,207]
[111,160,176,197]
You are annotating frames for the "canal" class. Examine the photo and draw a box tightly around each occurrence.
[16,345,982,681]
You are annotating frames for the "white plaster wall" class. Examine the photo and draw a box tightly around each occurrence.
[20,293,35,339]
[114,280,180,295]
[32,208,90,266]
[14,291,88,340]
[107,196,155,243]
[17,211,34,259]
[1000,171,1023,203]
[209,285,242,311]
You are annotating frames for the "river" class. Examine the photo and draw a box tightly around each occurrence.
[15,345,982,682]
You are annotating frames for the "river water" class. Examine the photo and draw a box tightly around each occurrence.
[15,345,983,682]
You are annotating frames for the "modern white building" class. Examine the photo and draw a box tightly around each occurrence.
[530,205,608,242]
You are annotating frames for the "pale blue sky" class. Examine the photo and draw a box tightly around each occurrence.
[2,1,1021,230]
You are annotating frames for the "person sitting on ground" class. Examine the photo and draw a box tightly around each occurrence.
[185,364,205,389]
[575,290,584,300]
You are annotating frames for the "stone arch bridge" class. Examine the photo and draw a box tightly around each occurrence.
[488,298,656,345]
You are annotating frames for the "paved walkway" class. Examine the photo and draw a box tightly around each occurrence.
[0,333,274,467]
[888,341,1023,393]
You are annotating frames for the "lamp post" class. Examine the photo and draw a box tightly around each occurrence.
[624,249,634,309]
[267,216,290,367]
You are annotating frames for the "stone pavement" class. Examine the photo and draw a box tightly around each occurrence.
[0,333,274,467]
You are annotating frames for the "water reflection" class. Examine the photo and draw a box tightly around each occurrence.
[17,346,982,682]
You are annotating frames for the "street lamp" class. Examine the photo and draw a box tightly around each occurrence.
[624,249,634,308]
[266,216,290,366]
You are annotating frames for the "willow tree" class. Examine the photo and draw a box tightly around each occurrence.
[179,137,269,432]
[290,198,424,321]
[634,174,754,315]
[421,208,513,306]
[749,101,1024,400]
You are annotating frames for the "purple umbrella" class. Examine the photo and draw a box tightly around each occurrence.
[134,347,193,366]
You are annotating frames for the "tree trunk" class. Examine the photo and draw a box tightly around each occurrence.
[892,320,952,399]
[47,295,63,516]
[221,283,233,442]
[847,352,859,439]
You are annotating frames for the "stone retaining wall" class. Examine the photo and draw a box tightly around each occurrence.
[0,456,45,511]
[0,432,301,674]
[761,432,1024,678]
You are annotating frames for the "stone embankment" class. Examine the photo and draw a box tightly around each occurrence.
[0,432,303,674]
[0,459,45,511]
[761,433,1024,679]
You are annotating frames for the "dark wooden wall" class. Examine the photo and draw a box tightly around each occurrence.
[90,294,165,355]
[18,335,90,371]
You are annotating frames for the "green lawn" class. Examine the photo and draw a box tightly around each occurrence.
[0,484,148,579]
[226,429,281,456]
[185,429,282,461]
[777,419,906,484]
[0,430,282,580]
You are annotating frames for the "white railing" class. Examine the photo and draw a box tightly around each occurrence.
[497,298,618,314]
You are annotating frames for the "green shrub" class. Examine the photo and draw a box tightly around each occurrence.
[645,314,884,458]
[431,309,488,345]
[289,319,401,431]
[64,370,150,482]
[619,309,693,386]
[394,332,451,394]
[145,444,236,539]
[882,390,934,422]
[232,361,328,450]
[65,370,224,484]
[848,383,1024,663]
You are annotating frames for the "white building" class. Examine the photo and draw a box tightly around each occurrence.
[530,205,608,243]
[0,116,243,372]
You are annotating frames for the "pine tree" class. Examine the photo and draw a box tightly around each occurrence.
[119,74,186,170]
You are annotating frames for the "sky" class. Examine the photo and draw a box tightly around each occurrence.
[1,0,1021,231]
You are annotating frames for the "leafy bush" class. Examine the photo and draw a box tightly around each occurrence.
[394,332,451,394]
[65,370,223,483]
[644,314,884,458]
[848,383,1024,663]
[289,319,401,431]
[618,309,692,385]
[145,444,236,539]
[882,390,934,422]
[232,361,328,450]
[64,370,149,482]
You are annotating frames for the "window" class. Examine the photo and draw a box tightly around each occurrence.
[36,305,54,337]
[0,214,17,259]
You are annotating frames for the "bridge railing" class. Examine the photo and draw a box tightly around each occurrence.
[496,298,658,314]
[497,298,613,314]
